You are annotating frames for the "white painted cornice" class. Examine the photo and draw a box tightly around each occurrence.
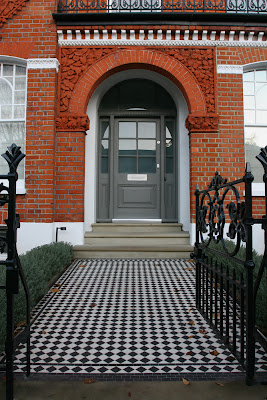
[27,58,60,72]
[57,28,267,47]
[217,64,243,74]
[58,39,267,47]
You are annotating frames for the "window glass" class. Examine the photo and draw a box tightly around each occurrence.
[119,157,137,173]
[165,119,175,173]
[138,157,156,173]
[100,120,109,173]
[99,79,176,112]
[138,122,156,138]
[243,69,267,183]
[138,140,156,156]
[0,63,26,177]
[119,121,136,138]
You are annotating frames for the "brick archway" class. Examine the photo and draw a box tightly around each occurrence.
[68,48,206,116]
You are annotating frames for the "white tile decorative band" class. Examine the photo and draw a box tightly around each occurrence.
[27,58,60,72]
[217,65,243,74]
[58,39,267,47]
[58,29,267,47]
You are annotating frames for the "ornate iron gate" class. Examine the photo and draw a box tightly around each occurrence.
[0,144,30,400]
[192,146,267,385]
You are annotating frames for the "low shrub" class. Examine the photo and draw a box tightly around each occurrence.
[0,242,73,354]
[203,239,267,334]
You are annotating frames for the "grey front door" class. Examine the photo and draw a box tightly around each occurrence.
[113,119,160,219]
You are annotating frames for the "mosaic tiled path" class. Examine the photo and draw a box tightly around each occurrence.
[13,259,267,380]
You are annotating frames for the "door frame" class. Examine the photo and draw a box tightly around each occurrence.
[97,110,177,222]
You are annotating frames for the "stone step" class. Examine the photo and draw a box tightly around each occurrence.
[84,232,190,245]
[91,223,183,233]
[73,244,194,259]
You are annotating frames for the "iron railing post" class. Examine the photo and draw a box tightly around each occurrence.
[0,144,26,400]
[196,185,202,309]
[243,162,255,385]
[5,172,18,400]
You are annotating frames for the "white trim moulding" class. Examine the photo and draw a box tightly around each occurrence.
[217,65,243,74]
[58,39,267,48]
[57,29,267,47]
[27,58,60,72]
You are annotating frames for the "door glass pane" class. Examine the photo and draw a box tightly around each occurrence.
[101,158,108,174]
[166,157,173,174]
[119,157,137,173]
[101,139,109,156]
[101,121,109,139]
[119,139,136,155]
[166,120,174,156]
[119,121,136,138]
[100,121,109,174]
[138,140,156,155]
[138,157,156,173]
[138,122,156,138]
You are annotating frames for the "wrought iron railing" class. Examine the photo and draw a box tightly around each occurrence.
[191,146,267,385]
[57,0,267,14]
[0,144,30,400]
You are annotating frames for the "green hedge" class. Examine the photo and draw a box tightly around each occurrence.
[204,239,267,334]
[0,242,73,354]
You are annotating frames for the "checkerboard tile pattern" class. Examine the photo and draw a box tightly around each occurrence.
[13,259,267,378]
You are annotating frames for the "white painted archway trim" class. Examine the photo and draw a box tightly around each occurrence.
[84,69,190,233]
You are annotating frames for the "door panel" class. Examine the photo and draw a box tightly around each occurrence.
[114,119,160,219]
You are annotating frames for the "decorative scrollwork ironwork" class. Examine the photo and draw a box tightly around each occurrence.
[57,0,267,12]
[0,182,9,207]
[197,171,247,256]
[208,171,227,190]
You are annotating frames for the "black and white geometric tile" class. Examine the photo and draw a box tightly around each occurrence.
[13,259,267,378]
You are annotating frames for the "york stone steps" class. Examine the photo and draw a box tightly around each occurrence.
[73,223,193,259]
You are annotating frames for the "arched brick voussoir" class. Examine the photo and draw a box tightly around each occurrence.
[69,49,206,115]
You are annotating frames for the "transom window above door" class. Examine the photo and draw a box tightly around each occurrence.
[99,79,176,113]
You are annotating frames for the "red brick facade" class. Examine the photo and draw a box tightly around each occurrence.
[0,0,266,232]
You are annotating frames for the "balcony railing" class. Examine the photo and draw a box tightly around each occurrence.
[57,0,267,14]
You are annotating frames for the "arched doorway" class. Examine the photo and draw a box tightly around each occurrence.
[97,78,177,222]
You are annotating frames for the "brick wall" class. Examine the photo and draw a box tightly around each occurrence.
[54,130,85,222]
[0,0,58,224]
[0,2,266,225]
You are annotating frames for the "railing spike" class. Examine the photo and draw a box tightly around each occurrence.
[245,162,251,173]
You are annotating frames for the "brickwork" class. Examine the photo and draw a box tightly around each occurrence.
[54,130,85,222]
[63,47,209,115]
[0,0,57,59]
[0,1,266,227]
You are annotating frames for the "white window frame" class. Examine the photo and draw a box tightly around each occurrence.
[0,56,27,194]
[243,62,267,197]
